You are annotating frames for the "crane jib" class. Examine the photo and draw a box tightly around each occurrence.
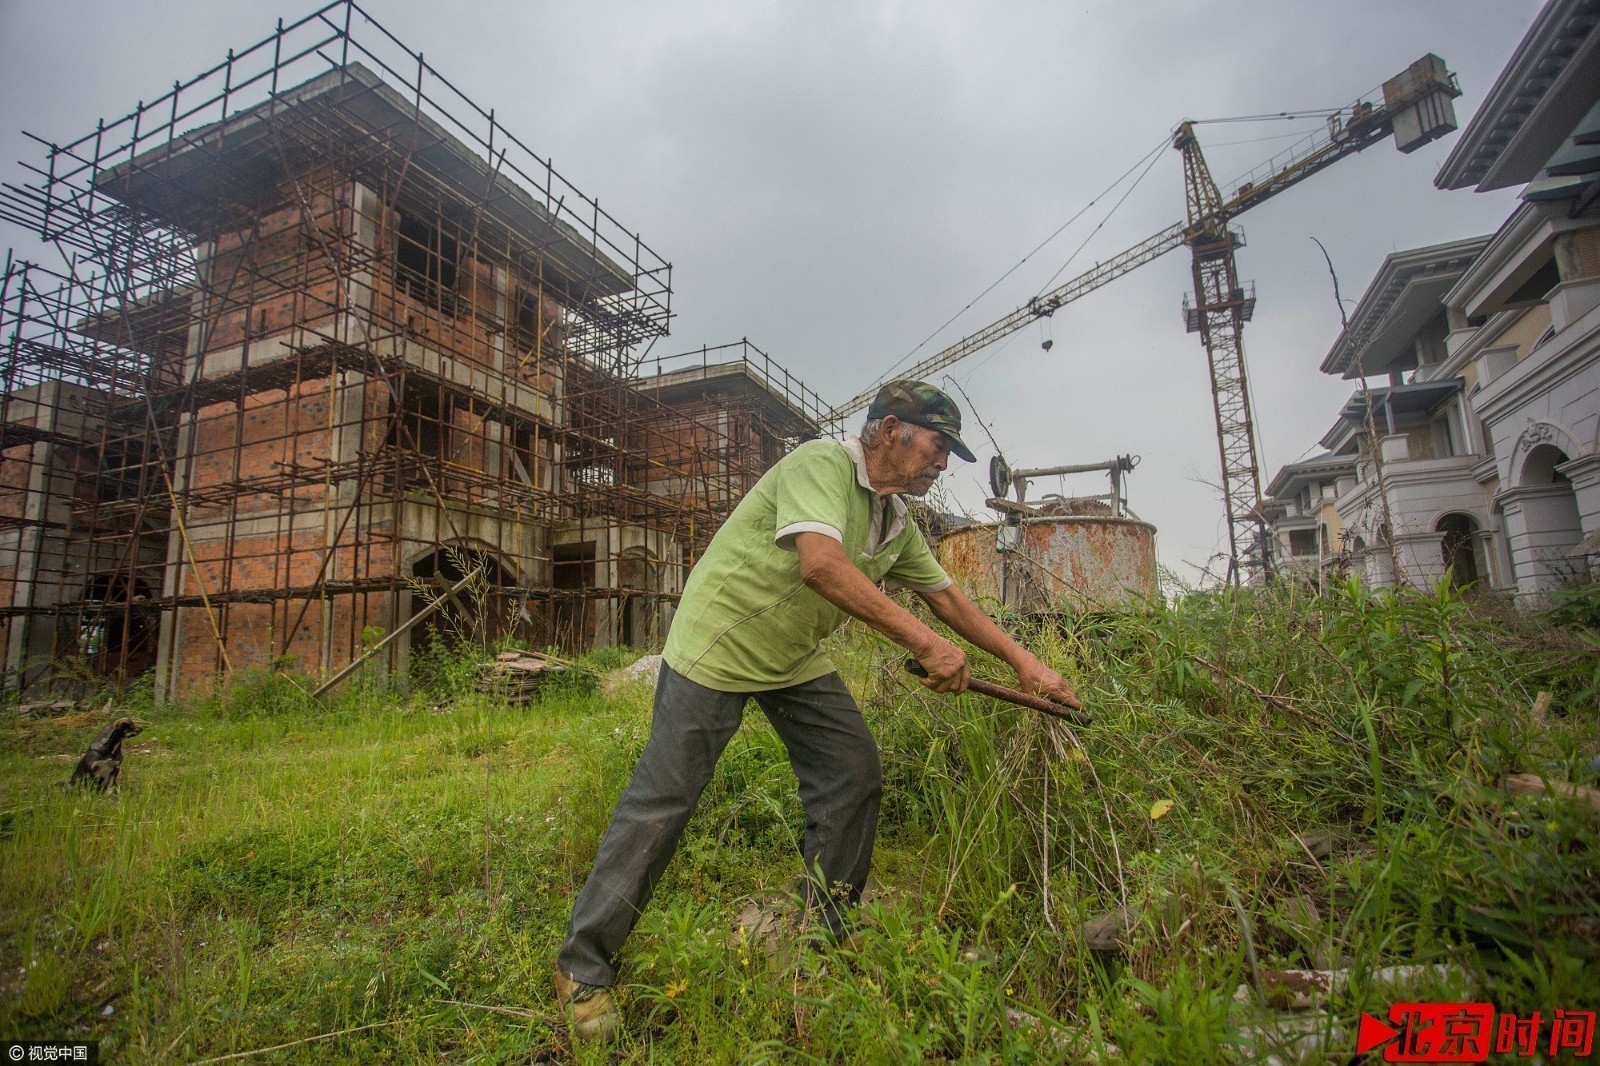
[830,223,1188,420]
[830,54,1459,428]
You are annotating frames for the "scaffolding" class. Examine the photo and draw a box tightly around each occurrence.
[0,2,824,698]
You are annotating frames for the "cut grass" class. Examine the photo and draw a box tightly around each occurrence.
[1,579,1597,1062]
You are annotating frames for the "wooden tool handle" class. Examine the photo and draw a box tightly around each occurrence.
[905,660,1090,726]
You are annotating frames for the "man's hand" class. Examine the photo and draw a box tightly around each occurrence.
[1015,655,1082,711]
[913,634,969,693]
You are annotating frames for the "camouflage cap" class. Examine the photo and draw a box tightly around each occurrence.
[866,380,976,463]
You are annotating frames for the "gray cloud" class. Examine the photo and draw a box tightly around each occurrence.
[0,0,1538,580]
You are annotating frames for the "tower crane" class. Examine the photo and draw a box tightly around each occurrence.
[829,55,1463,584]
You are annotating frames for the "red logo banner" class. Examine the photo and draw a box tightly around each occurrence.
[1355,1004,1594,1062]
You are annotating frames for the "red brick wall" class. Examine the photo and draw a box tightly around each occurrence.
[169,520,399,691]
[201,182,347,356]
[173,527,393,597]
[0,444,32,523]
[183,378,339,519]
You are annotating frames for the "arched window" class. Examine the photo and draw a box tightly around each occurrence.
[618,546,658,591]
[1517,443,1585,589]
[410,544,516,652]
[1519,442,1568,486]
[1435,513,1480,587]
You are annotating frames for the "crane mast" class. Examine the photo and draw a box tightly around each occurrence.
[1176,120,1267,584]
[829,55,1461,584]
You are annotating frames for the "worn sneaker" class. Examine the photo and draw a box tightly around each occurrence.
[553,966,619,1040]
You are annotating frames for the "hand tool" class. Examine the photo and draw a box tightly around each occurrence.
[905,659,1090,726]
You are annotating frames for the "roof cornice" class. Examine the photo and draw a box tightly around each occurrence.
[1320,236,1492,377]
[1266,454,1358,498]
[1436,0,1600,191]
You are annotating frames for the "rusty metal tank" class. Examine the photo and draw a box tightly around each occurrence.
[938,512,1158,614]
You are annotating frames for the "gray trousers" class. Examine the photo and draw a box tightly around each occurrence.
[556,662,883,986]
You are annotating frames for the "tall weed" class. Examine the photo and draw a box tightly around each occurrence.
[0,580,1594,1061]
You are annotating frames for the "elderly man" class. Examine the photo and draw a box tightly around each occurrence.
[554,380,1079,1038]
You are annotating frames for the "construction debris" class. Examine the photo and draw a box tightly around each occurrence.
[1218,963,1469,1064]
[1231,1011,1343,1066]
[16,700,84,719]
[475,651,590,704]
[1292,831,1336,862]
[1035,496,1117,517]
[16,697,130,722]
[735,894,793,958]
[602,654,664,693]
[1234,963,1464,1011]
[1003,1007,1074,1053]
[1503,772,1600,815]
[1279,894,1322,930]
[1011,961,1462,1062]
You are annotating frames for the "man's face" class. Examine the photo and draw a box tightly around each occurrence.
[884,421,952,496]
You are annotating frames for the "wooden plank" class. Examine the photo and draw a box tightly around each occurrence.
[312,572,474,699]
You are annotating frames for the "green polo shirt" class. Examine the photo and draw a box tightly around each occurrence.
[662,437,952,692]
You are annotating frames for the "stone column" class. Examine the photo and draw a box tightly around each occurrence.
[6,384,56,688]
[1553,231,1583,282]
[1360,542,1396,589]
[1497,483,1586,598]
[1558,454,1600,535]
[1474,529,1502,589]
[1393,529,1443,586]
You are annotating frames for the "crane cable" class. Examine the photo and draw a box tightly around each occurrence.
[1186,93,1382,125]
[951,130,1171,388]
[1188,110,1341,124]
[873,133,1171,383]
[1031,137,1170,299]
[1204,128,1330,149]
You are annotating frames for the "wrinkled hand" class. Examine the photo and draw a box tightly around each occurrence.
[1016,657,1082,711]
[914,635,970,694]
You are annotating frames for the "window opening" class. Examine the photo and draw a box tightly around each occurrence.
[397,211,459,311]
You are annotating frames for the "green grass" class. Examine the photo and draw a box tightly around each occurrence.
[2,578,1598,1062]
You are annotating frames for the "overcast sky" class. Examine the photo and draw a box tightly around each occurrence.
[0,0,1537,583]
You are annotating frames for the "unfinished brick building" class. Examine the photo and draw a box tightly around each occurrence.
[0,3,823,699]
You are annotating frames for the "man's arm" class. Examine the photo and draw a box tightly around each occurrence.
[794,532,970,692]
[917,584,1083,710]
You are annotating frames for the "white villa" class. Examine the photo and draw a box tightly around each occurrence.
[1264,0,1600,601]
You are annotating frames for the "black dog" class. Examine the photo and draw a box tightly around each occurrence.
[69,717,143,792]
